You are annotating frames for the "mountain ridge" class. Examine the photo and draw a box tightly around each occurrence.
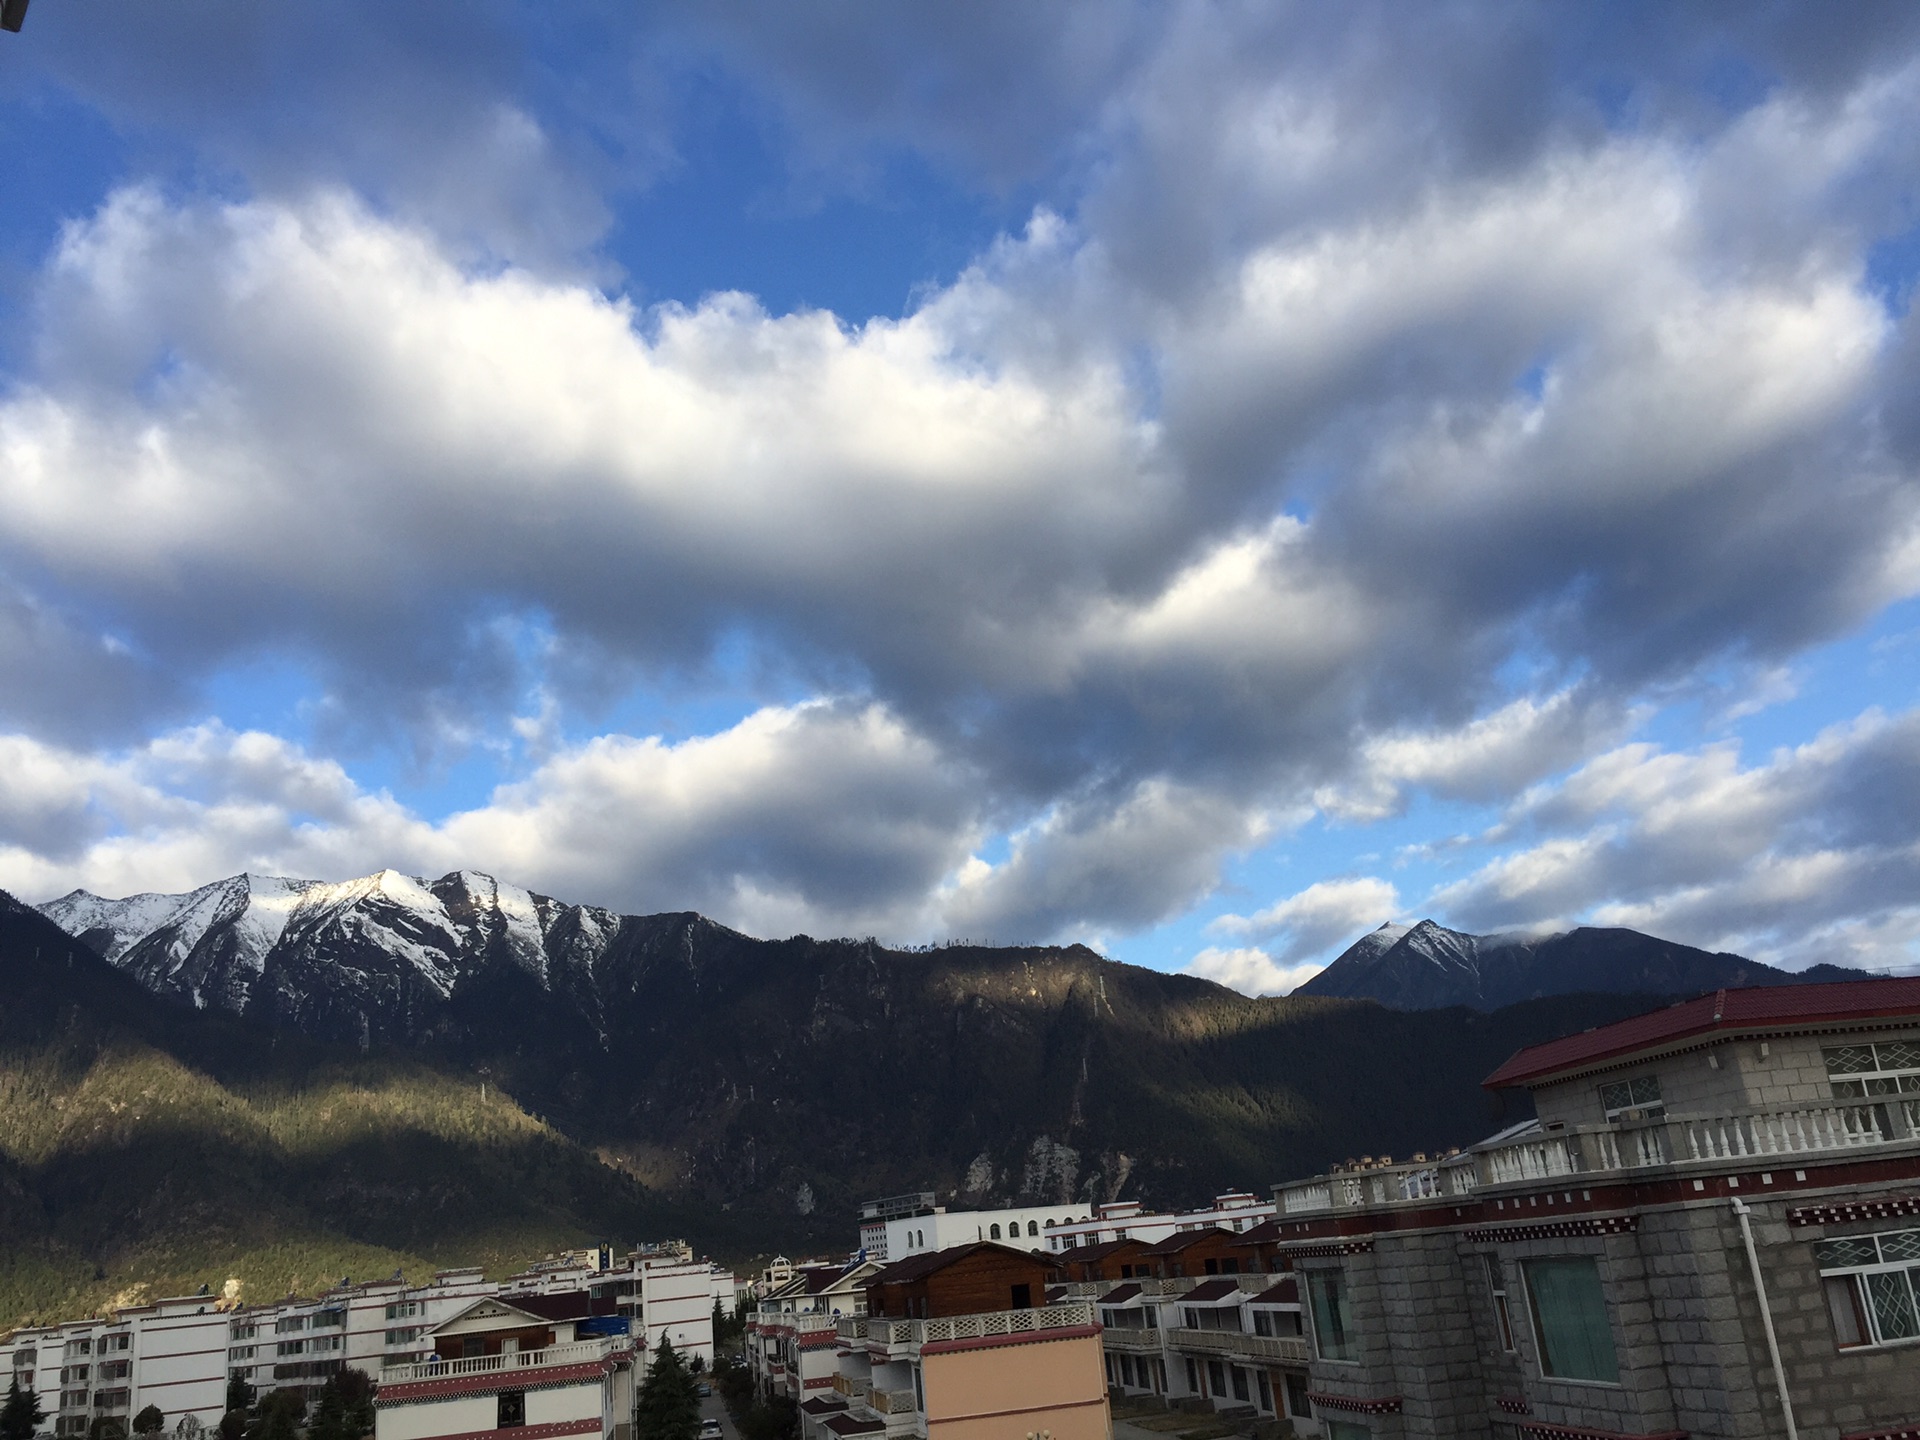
[1297,916,1858,1010]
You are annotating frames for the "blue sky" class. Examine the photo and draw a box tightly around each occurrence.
[2,2,1919,990]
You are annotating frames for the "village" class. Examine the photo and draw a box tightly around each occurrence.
[8,976,1920,1440]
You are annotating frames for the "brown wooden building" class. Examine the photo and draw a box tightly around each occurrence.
[1138,1226,1252,1279]
[862,1242,1064,1319]
[1056,1237,1157,1283]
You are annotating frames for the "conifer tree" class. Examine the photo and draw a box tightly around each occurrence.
[633,1338,699,1440]
[0,1379,47,1440]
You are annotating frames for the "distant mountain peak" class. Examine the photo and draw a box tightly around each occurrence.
[1297,917,1828,1010]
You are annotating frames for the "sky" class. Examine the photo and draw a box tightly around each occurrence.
[2,3,1919,994]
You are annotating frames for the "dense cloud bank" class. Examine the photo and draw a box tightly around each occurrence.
[1,4,1918,977]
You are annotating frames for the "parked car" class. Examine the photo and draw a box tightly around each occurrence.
[696,1384,712,1398]
[699,1419,723,1439]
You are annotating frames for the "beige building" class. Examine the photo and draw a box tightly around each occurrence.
[373,1295,637,1440]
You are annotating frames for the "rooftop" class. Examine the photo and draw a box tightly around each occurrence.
[1484,976,1920,1089]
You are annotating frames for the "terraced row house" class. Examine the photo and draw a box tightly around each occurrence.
[0,1246,728,1438]
[1083,977,1920,1440]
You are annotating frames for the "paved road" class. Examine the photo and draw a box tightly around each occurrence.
[699,1390,741,1440]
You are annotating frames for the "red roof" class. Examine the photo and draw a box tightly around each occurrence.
[1140,1227,1234,1257]
[1483,977,1920,1089]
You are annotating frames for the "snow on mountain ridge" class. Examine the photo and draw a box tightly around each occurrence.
[34,867,585,1012]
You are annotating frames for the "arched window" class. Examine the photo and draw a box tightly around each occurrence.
[990,1224,1001,1240]
[1028,1221,1039,1237]
[1043,1219,1055,1229]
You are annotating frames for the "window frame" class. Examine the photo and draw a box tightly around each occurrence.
[1824,1040,1920,1100]
[1303,1267,1358,1363]
[1597,1074,1665,1122]
[1814,1228,1920,1350]
[1520,1256,1621,1385]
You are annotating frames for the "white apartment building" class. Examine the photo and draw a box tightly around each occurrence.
[1043,1193,1275,1251]
[0,1245,718,1437]
[854,1191,1276,1263]
[856,1194,1101,1262]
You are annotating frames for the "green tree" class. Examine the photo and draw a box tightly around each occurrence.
[0,1379,47,1440]
[308,1369,376,1440]
[633,1338,699,1440]
[737,1396,796,1440]
[222,1378,254,1419]
[245,1389,303,1440]
[132,1407,167,1437]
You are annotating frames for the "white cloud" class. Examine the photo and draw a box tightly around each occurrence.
[1210,876,1399,962]
[1182,945,1324,998]
[1432,708,1920,972]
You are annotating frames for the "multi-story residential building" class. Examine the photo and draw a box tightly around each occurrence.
[1044,1194,1276,1253]
[857,1196,1099,1263]
[372,1293,637,1440]
[0,1244,717,1437]
[806,1244,1106,1440]
[1251,976,1920,1439]
[746,1260,877,1404]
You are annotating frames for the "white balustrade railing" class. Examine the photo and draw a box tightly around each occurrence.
[1098,1326,1161,1353]
[381,1337,617,1383]
[1484,1136,1581,1185]
[919,1302,1093,1344]
[1681,1103,1886,1160]
[1281,1182,1332,1214]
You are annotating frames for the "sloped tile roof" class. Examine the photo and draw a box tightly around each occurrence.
[1483,977,1920,1088]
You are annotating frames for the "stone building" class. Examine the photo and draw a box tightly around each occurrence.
[1256,976,1920,1439]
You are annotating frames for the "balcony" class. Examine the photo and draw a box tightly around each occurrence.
[1474,1099,1919,1191]
[867,1387,916,1416]
[920,1302,1094,1345]
[1166,1328,1309,1364]
[848,1303,1096,1357]
[834,1317,869,1344]
[1100,1327,1161,1354]
[832,1376,869,1403]
[379,1337,622,1384]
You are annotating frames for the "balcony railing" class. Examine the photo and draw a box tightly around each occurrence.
[1472,1100,1915,1189]
[835,1317,869,1343]
[921,1303,1094,1344]
[1099,1327,1161,1353]
[847,1303,1096,1353]
[832,1376,869,1403]
[868,1387,916,1415]
[380,1337,620,1384]
[1166,1328,1309,1364]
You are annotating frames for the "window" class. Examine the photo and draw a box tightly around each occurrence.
[385,1329,420,1346]
[1523,1258,1619,1383]
[497,1391,525,1429]
[1119,1354,1135,1386]
[70,1342,90,1357]
[1229,1366,1249,1403]
[1825,1041,1920,1099]
[1305,1269,1357,1362]
[1028,1221,1039,1237]
[274,1317,305,1335]
[1815,1228,1920,1348]
[386,1302,421,1322]
[1255,1372,1272,1413]
[1481,1255,1516,1352]
[275,1341,306,1358]
[103,1337,129,1353]
[1253,1311,1272,1337]
[229,1347,255,1361]
[60,1367,88,1385]
[1597,1076,1664,1121]
[989,1224,1001,1240]
[1206,1360,1226,1397]
[1184,1358,1198,1393]
[1283,1374,1310,1419]
[1010,1284,1032,1310]
[230,1325,256,1342]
